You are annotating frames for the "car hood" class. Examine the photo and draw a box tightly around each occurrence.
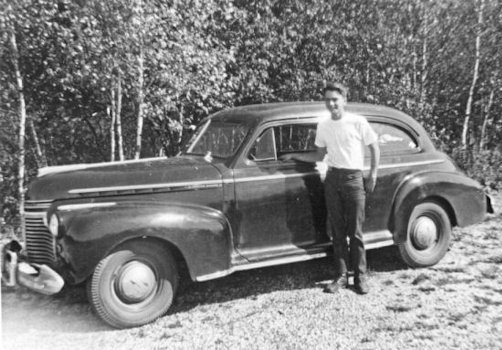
[26,156,222,201]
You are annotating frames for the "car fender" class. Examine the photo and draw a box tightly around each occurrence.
[52,201,233,284]
[392,171,487,243]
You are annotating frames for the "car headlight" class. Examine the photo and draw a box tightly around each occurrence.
[48,214,60,237]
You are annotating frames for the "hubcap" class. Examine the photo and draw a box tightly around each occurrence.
[411,216,438,250]
[116,261,156,303]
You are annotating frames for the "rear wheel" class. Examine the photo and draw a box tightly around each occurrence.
[87,240,178,328]
[398,201,452,267]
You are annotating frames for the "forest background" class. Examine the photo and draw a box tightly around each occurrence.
[1,0,501,231]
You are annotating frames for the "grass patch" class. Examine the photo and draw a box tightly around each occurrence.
[474,295,502,306]
[483,230,500,240]
[417,285,436,292]
[480,266,500,279]
[373,324,414,333]
[483,254,502,264]
[447,312,468,323]
[432,266,467,273]
[167,320,183,329]
[411,273,430,285]
[386,304,416,312]
[414,321,439,331]
[415,334,434,341]
[434,276,475,286]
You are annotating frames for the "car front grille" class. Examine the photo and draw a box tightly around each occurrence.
[24,201,56,266]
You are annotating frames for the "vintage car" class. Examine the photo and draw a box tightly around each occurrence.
[2,102,493,328]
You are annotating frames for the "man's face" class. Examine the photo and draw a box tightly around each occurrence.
[324,90,346,120]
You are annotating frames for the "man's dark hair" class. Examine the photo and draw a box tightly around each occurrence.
[323,82,348,100]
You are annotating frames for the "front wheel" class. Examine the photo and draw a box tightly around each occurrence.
[87,240,178,328]
[398,201,452,267]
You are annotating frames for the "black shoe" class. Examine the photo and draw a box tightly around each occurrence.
[324,275,348,293]
[354,277,369,295]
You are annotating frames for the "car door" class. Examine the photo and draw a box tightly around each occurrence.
[232,121,329,261]
[363,118,423,237]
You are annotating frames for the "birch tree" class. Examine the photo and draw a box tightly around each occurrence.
[462,0,485,148]
[479,87,495,150]
[8,22,27,240]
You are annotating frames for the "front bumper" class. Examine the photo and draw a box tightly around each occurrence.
[2,240,64,295]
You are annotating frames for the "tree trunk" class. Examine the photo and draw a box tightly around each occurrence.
[135,47,145,160]
[420,38,428,105]
[116,70,124,161]
[10,30,26,241]
[479,88,495,150]
[462,0,484,148]
[28,118,47,168]
[108,99,116,162]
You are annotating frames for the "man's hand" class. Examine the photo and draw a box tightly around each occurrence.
[279,153,294,161]
[365,175,377,193]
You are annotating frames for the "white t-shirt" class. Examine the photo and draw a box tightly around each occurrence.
[315,112,378,170]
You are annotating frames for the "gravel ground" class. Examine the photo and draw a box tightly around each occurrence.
[2,192,501,350]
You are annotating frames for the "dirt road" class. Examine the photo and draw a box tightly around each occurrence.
[2,192,501,350]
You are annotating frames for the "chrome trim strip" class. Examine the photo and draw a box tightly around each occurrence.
[24,211,46,218]
[195,270,234,282]
[235,252,329,271]
[363,230,394,242]
[25,201,53,211]
[57,203,117,211]
[234,172,309,184]
[67,159,444,195]
[365,239,395,250]
[233,159,444,184]
[68,180,223,195]
[38,157,162,177]
[195,252,329,282]
[376,159,444,170]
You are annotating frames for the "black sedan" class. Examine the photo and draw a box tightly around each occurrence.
[2,101,493,328]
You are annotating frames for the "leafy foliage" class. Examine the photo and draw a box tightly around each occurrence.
[452,147,502,190]
[1,0,502,222]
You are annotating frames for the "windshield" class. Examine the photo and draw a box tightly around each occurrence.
[183,119,250,159]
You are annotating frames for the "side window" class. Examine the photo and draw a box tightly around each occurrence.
[248,128,276,161]
[274,124,317,156]
[369,122,418,155]
[247,123,318,162]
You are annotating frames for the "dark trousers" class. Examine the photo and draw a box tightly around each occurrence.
[324,167,367,279]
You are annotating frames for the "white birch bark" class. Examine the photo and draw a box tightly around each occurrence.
[479,88,495,150]
[10,30,26,241]
[134,46,145,160]
[28,118,47,168]
[116,71,124,161]
[462,0,484,148]
[108,97,116,162]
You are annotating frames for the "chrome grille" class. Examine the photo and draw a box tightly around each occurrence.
[24,201,56,266]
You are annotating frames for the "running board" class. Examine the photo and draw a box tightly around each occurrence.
[195,251,329,282]
[195,230,395,282]
[363,230,395,250]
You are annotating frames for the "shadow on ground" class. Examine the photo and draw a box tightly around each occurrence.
[2,245,409,332]
[170,245,408,313]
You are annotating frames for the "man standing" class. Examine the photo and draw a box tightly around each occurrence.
[281,82,380,294]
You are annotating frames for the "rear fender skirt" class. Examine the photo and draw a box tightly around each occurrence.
[54,201,233,284]
[392,172,487,242]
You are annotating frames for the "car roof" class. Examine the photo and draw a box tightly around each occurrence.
[210,101,422,130]
[209,101,435,154]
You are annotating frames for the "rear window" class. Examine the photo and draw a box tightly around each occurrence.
[369,122,419,155]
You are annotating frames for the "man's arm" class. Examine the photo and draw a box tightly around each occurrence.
[365,141,380,193]
[280,147,327,163]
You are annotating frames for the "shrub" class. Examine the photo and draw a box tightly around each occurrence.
[451,147,502,191]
